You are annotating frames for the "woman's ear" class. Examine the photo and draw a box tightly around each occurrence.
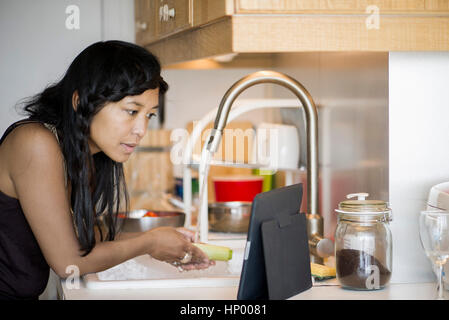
[72,91,79,111]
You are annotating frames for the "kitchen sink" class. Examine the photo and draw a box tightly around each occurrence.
[83,241,244,290]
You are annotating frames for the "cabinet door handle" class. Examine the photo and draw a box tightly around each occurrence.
[159,6,164,21]
[163,4,169,21]
[159,4,175,22]
[168,7,175,19]
[136,21,147,31]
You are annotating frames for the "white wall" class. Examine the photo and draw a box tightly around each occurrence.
[0,0,134,134]
[389,52,449,283]
[162,68,278,130]
[0,0,135,300]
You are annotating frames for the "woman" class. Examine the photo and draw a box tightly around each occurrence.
[0,40,212,300]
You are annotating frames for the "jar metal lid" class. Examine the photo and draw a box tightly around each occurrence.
[335,193,391,218]
[338,199,389,212]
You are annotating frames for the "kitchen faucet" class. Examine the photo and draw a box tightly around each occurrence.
[206,70,333,264]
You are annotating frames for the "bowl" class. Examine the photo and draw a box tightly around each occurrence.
[118,210,185,232]
[427,181,449,211]
[213,176,263,202]
[208,201,252,233]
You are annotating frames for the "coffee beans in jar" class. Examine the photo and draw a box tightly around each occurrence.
[334,193,393,290]
[336,249,391,290]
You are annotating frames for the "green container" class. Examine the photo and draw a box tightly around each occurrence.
[252,169,275,192]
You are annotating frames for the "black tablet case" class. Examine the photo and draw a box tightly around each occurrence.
[237,183,312,300]
[261,211,312,299]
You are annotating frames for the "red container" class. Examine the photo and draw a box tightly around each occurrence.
[213,176,264,202]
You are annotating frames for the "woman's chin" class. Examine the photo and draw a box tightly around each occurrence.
[104,151,131,163]
[116,154,132,163]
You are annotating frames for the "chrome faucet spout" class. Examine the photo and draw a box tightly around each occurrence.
[209,70,332,263]
[209,71,318,214]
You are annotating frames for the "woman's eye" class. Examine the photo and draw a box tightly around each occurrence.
[126,110,138,116]
[147,113,157,119]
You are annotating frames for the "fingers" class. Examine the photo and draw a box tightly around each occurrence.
[171,259,216,271]
[151,226,217,272]
[188,243,210,264]
[181,261,214,271]
[175,227,195,242]
[167,241,216,272]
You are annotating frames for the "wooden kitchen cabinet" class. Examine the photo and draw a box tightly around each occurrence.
[135,0,192,45]
[192,0,233,26]
[157,0,191,37]
[135,0,449,66]
[135,0,158,44]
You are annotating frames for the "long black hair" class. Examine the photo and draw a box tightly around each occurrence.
[21,40,168,256]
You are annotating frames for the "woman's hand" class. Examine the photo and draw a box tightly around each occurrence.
[144,226,215,270]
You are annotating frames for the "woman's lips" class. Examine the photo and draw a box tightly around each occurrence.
[121,143,136,154]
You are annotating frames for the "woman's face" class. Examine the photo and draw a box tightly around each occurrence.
[88,88,159,162]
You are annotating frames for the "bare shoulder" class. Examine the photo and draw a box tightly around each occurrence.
[4,122,64,177]
[6,122,61,155]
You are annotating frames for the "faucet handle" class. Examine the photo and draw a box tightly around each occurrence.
[346,193,369,200]
[316,238,334,258]
[309,233,334,258]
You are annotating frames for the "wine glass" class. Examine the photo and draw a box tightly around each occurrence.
[419,210,449,300]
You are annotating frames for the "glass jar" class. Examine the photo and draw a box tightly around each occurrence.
[334,193,393,290]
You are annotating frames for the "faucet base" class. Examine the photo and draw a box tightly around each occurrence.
[310,255,324,265]
[306,213,334,265]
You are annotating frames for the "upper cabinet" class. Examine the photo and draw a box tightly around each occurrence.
[135,0,449,66]
[136,0,191,43]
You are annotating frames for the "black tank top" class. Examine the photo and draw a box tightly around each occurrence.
[0,120,50,300]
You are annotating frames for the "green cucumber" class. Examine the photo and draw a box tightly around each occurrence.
[193,243,233,261]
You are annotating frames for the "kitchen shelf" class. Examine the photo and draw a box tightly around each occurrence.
[180,97,311,243]
[180,98,304,233]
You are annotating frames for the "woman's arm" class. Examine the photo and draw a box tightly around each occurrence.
[95,223,141,241]
[6,124,210,278]
[114,231,142,240]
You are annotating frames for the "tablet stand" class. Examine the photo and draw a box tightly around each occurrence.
[261,212,312,300]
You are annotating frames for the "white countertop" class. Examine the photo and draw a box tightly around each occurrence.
[60,279,439,300]
[59,239,441,300]
[291,281,438,300]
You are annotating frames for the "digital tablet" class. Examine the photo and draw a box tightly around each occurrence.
[237,183,305,300]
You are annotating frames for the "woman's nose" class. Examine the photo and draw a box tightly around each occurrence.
[132,117,147,138]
